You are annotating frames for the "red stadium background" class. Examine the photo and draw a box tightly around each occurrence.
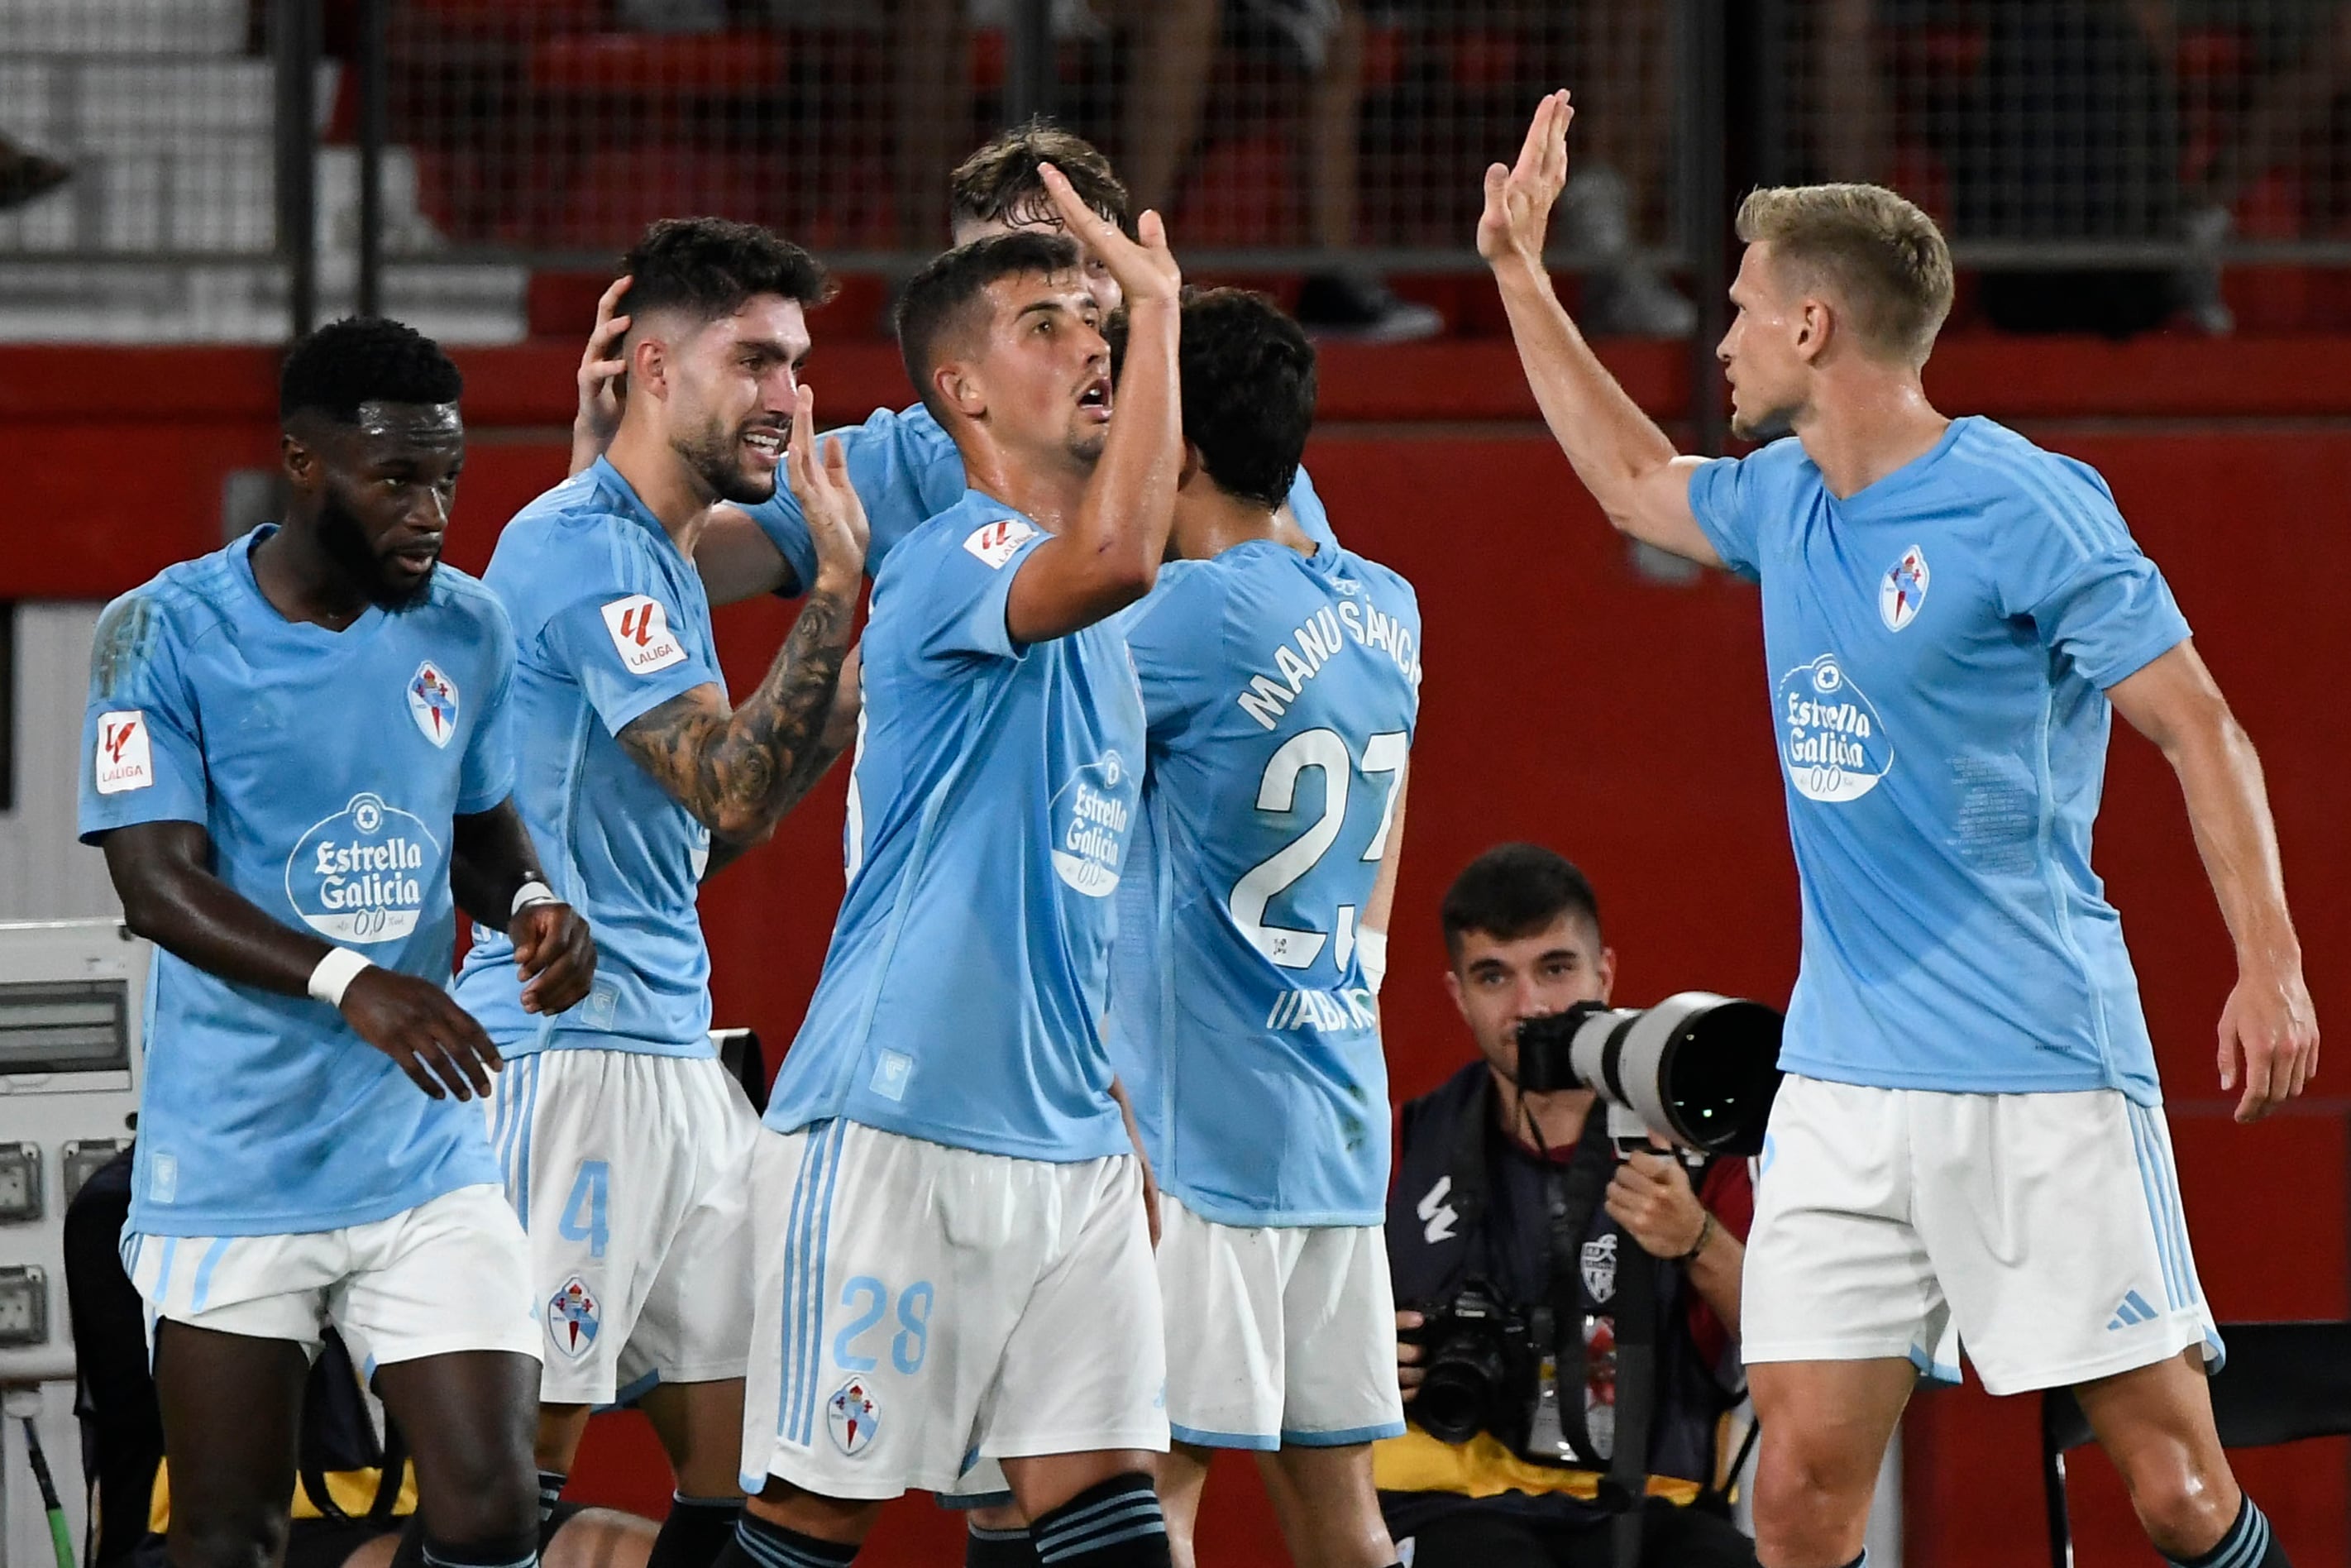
[5,323,2344,1566]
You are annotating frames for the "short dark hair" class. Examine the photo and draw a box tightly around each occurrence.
[1164,287,1316,509]
[949,120,1130,234]
[279,317,462,424]
[894,231,1082,423]
[1440,844,1603,963]
[618,217,834,328]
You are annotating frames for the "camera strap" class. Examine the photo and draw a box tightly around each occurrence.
[1540,1118,1615,1470]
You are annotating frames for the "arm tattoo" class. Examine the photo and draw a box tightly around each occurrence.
[617,586,856,842]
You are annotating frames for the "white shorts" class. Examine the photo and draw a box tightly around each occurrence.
[1158,1196,1406,1451]
[738,1120,1168,1500]
[486,1049,762,1405]
[123,1183,540,1372]
[1743,1075,2222,1397]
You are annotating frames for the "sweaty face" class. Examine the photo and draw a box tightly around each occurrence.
[965,270,1115,468]
[1445,914,1614,1087]
[657,296,808,505]
[1718,243,1809,442]
[304,400,466,610]
[955,205,1122,317]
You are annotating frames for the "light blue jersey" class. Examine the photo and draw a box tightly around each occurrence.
[1687,416,2191,1103]
[452,458,722,1058]
[77,528,514,1236]
[763,492,1146,1161]
[1110,541,1422,1226]
[743,401,1338,585]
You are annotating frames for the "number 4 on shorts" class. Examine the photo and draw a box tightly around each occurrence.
[559,1160,610,1260]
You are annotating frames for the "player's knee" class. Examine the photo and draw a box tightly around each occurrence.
[424,1469,541,1549]
[2118,1457,2238,1557]
[1750,1446,1870,1561]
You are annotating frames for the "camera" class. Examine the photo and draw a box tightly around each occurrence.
[1409,1282,1541,1448]
[1514,992,1785,1155]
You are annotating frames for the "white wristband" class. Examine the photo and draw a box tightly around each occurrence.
[308,948,374,1009]
[510,880,557,918]
[1358,928,1389,996]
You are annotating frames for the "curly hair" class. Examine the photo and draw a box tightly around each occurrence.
[279,316,462,423]
[619,217,834,327]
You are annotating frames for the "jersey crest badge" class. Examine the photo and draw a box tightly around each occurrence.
[963,519,1037,569]
[827,1375,881,1456]
[600,595,689,676]
[547,1275,600,1360]
[407,661,460,747]
[93,710,154,795]
[1581,1233,1618,1304]
[1879,545,1929,632]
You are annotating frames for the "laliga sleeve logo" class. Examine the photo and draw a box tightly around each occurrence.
[93,710,154,795]
[284,792,440,942]
[963,518,1037,570]
[1046,750,1134,898]
[1776,654,1895,803]
[600,595,689,676]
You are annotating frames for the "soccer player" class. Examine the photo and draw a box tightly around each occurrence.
[563,123,1342,602]
[78,317,597,1568]
[451,219,865,1565]
[1478,94,2320,1568]
[726,173,1183,1568]
[1108,287,1422,1568]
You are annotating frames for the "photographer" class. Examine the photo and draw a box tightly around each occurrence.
[1379,844,1757,1568]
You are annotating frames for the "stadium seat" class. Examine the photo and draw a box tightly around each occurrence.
[2039,1322,2351,1568]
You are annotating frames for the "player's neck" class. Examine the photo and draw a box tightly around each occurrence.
[251,515,371,630]
[1492,1068,1594,1158]
[1794,371,1949,500]
[607,418,721,557]
[1171,488,1315,562]
[959,437,1089,534]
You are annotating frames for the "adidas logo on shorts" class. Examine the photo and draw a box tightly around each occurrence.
[2106,1289,2160,1331]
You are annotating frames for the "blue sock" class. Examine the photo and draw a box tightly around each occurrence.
[2167,1495,2290,1568]
[1029,1475,1168,1567]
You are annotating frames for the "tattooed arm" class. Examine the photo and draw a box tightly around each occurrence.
[698,643,863,881]
[617,388,868,844]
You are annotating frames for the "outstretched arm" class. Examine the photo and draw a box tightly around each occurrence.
[1480,91,1719,565]
[618,386,866,842]
[1001,165,1187,644]
[2108,639,2318,1122]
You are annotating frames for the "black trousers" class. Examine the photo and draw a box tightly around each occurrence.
[1399,1499,1761,1568]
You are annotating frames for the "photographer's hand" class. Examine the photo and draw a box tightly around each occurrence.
[1395,1310,1425,1401]
[1606,1149,1708,1260]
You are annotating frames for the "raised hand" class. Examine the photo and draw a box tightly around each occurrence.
[784,384,871,590]
[571,275,633,471]
[339,968,504,1102]
[1037,160,1181,309]
[1479,90,1574,270]
[512,901,596,1016]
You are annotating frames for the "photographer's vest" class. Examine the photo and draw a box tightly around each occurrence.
[1376,1062,1736,1532]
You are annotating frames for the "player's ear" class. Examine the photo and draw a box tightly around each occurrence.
[1795,297,1832,364]
[630,332,671,400]
[936,360,985,420]
[1175,441,1206,490]
[280,427,318,493]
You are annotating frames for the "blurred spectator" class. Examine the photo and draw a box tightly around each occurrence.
[0,135,70,213]
[1555,0,1697,336]
[2173,0,2351,330]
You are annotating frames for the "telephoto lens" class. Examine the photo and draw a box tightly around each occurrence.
[1514,993,1784,1154]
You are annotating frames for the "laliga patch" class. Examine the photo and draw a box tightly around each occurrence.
[547,1275,600,1360]
[93,710,154,795]
[827,1375,881,1456]
[1580,1233,1618,1304]
[963,518,1037,570]
[1879,544,1929,632]
[600,595,689,676]
[407,660,460,748]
